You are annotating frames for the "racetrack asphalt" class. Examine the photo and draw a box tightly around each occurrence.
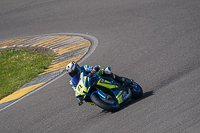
[0,0,200,133]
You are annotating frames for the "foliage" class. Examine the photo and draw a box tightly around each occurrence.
[0,50,55,99]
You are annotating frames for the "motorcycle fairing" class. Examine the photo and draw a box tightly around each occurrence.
[116,91,123,104]
[92,78,131,104]
[115,88,132,104]
[74,72,133,105]
[74,72,90,96]
[96,78,119,89]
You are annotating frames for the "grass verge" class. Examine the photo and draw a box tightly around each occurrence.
[0,49,56,100]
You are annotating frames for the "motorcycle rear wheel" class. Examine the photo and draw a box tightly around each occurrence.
[91,93,120,112]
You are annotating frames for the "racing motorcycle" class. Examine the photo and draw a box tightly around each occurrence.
[74,71,143,112]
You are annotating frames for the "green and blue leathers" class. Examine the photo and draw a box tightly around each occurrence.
[70,65,104,98]
[69,67,143,112]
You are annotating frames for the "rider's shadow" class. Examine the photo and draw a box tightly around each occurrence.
[101,90,155,113]
[119,90,154,111]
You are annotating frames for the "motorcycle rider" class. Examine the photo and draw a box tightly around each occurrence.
[65,61,132,101]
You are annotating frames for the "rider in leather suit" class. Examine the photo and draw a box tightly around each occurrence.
[66,61,131,101]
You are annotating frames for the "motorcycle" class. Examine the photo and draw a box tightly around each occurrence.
[74,71,143,112]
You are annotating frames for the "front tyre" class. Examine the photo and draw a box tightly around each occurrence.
[130,82,143,100]
[91,93,120,112]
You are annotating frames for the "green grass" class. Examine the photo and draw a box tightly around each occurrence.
[0,49,56,100]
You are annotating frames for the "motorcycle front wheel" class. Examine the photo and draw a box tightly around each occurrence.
[130,82,143,100]
[91,93,120,112]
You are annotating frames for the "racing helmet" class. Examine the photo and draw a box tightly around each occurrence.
[66,61,81,77]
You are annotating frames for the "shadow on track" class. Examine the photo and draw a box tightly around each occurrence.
[99,91,154,113]
[119,90,154,111]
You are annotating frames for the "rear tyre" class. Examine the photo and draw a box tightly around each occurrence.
[91,93,120,112]
[130,82,143,100]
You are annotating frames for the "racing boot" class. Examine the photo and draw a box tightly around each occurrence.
[102,67,133,85]
[104,66,112,75]
[112,74,133,86]
[103,66,125,83]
